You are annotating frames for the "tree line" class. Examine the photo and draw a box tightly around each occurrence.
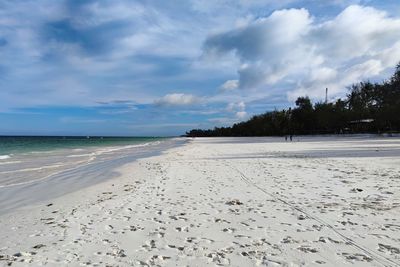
[186,63,400,137]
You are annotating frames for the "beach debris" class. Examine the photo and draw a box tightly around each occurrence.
[46,203,53,207]
[225,199,243,206]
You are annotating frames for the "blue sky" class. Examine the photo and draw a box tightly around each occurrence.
[1,0,400,136]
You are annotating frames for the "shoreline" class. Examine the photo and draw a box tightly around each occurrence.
[1,136,399,266]
[0,138,185,216]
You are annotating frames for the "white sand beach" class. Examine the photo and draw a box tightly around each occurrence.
[1,136,400,266]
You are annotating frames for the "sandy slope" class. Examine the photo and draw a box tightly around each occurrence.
[0,136,400,266]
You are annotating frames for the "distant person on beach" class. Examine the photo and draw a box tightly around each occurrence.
[285,136,288,141]
[290,135,293,141]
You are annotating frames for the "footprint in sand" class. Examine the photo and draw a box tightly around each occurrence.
[378,243,400,255]
[206,251,230,266]
[341,252,373,262]
[222,227,236,233]
[175,226,189,232]
[297,245,318,253]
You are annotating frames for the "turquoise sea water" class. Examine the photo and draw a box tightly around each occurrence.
[0,136,164,157]
[0,136,182,214]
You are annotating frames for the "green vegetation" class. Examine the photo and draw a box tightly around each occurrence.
[187,63,400,137]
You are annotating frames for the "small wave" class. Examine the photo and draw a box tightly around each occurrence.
[0,164,66,174]
[92,142,150,155]
[64,141,161,159]
[67,153,94,158]
[0,160,21,165]
[0,158,94,188]
[0,155,11,160]
[0,170,64,189]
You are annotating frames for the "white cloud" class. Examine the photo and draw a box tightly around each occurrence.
[204,5,400,100]
[312,5,400,61]
[226,101,248,120]
[2,0,400,126]
[207,117,238,125]
[235,111,247,119]
[154,93,201,106]
[220,79,239,91]
[310,67,337,82]
[226,101,245,112]
[60,117,107,124]
[128,123,199,129]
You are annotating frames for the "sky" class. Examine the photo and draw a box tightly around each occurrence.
[1,0,400,136]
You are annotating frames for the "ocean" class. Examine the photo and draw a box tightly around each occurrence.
[0,136,183,214]
[0,136,164,157]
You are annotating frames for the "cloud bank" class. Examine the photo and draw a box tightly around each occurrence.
[155,93,201,107]
[205,5,400,100]
[1,1,400,135]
